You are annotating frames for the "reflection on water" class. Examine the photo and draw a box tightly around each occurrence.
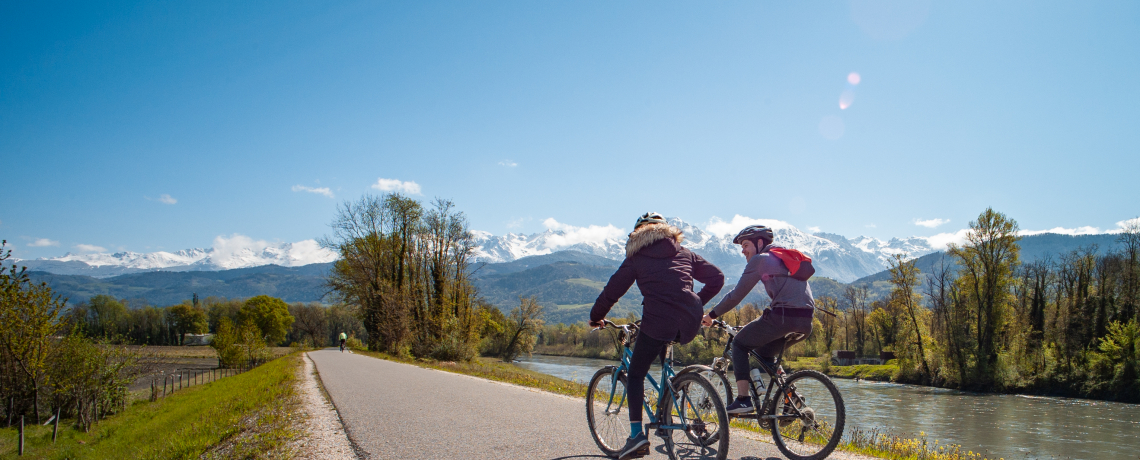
[515,355,1140,460]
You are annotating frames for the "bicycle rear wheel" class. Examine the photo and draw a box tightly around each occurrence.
[586,367,629,457]
[659,373,729,460]
[769,370,845,460]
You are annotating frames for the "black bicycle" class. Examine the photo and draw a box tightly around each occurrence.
[699,319,845,460]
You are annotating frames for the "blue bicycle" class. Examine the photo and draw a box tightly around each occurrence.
[585,320,729,460]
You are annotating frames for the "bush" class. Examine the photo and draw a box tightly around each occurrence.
[210,318,269,368]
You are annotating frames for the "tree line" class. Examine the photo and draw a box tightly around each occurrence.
[535,209,1140,402]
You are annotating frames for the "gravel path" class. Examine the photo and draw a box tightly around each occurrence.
[292,352,359,460]
[308,349,879,460]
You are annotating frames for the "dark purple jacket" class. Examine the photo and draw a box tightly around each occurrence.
[589,233,725,344]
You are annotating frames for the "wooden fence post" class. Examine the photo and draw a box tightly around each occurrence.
[52,407,60,443]
[18,415,24,456]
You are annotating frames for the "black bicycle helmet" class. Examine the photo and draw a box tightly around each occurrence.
[635,212,667,228]
[732,225,774,247]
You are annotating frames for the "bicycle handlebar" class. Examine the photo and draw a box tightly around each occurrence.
[590,319,640,333]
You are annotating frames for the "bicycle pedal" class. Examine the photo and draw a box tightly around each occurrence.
[654,428,669,438]
[631,445,650,459]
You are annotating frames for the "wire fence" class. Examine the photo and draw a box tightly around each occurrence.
[150,359,268,401]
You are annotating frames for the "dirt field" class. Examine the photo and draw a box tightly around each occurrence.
[127,346,294,394]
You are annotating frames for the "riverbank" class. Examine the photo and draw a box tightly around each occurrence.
[535,344,1139,405]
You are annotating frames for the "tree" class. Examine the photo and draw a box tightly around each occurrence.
[87,295,128,339]
[488,297,545,362]
[1118,218,1140,323]
[323,193,481,359]
[289,302,329,347]
[238,295,294,346]
[166,302,208,345]
[889,254,933,382]
[0,240,67,422]
[948,208,1021,387]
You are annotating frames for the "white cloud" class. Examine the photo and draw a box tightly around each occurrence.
[210,234,338,268]
[541,218,625,248]
[499,160,518,167]
[30,238,59,247]
[159,194,177,205]
[292,185,334,198]
[74,244,107,253]
[506,217,526,229]
[371,178,422,195]
[1019,226,1103,237]
[807,227,821,233]
[915,218,949,228]
[1115,217,1140,232]
[704,215,798,238]
[925,229,972,250]
[865,224,877,228]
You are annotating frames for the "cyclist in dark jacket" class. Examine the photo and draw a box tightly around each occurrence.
[702,224,815,414]
[589,212,724,460]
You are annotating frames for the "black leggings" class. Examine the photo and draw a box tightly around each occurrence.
[626,333,670,423]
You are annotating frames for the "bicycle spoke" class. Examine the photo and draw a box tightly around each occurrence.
[770,370,845,460]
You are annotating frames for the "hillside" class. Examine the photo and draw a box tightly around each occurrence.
[28,263,336,306]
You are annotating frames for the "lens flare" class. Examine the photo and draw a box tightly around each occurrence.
[839,90,855,110]
[848,72,861,85]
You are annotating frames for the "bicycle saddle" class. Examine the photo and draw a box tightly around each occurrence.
[784,332,805,341]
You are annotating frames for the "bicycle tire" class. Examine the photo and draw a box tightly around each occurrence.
[769,370,845,460]
[705,369,733,406]
[586,367,629,457]
[699,369,732,445]
[659,372,729,460]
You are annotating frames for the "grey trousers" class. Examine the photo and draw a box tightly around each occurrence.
[730,310,813,382]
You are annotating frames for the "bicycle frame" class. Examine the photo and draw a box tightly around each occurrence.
[601,334,690,432]
[711,320,795,420]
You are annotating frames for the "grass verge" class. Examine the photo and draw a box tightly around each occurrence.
[355,351,588,398]
[0,353,303,460]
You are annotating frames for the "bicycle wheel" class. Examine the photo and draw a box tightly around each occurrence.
[769,370,845,460]
[586,367,629,457]
[703,369,733,406]
[659,373,729,460]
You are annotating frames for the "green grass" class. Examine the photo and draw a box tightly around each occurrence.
[0,354,303,459]
[554,303,591,311]
[564,278,605,289]
[784,357,899,382]
[356,351,589,398]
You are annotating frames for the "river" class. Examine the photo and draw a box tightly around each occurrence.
[515,354,1140,460]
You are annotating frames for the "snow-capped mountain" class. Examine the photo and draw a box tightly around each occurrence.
[16,239,338,278]
[18,218,938,282]
[473,217,937,283]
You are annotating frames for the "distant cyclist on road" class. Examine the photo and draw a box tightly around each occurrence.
[701,224,816,415]
[339,332,347,351]
[588,212,725,460]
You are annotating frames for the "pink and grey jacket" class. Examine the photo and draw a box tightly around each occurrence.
[589,223,725,344]
[708,244,815,318]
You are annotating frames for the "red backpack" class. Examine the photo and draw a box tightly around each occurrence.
[768,247,815,281]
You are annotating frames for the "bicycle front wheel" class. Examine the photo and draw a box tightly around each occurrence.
[586,367,629,457]
[769,370,845,460]
[659,372,729,460]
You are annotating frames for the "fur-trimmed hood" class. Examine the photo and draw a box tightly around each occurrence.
[626,223,684,258]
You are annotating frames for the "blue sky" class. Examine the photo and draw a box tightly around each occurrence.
[3,0,1138,259]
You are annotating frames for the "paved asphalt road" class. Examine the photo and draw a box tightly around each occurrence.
[310,349,870,460]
